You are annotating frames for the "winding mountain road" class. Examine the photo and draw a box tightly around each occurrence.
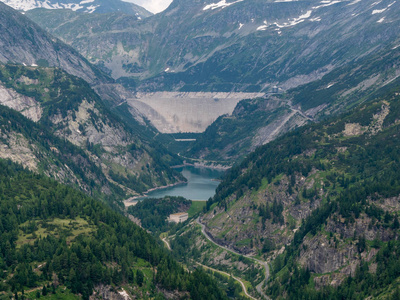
[196,218,270,299]
[162,234,256,299]
[196,262,258,300]
[162,237,172,251]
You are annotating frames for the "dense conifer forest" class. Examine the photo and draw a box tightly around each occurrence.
[0,159,227,299]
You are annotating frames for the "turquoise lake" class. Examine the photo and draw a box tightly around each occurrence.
[136,166,225,201]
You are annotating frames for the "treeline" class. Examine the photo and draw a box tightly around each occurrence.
[0,159,226,299]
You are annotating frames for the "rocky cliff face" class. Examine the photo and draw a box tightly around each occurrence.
[0,104,112,196]
[0,83,42,121]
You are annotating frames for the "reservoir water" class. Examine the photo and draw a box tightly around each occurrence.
[137,166,225,201]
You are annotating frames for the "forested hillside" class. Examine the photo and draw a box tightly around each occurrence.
[127,197,191,233]
[201,85,400,297]
[0,63,184,202]
[0,158,228,299]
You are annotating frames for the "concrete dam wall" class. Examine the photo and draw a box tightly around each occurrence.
[127,92,264,133]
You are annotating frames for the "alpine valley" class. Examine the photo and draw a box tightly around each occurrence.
[0,0,399,299]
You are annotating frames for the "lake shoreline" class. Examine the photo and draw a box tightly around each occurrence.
[123,180,187,207]
[124,166,224,206]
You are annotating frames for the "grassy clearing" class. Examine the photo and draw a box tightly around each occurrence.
[17,217,95,247]
[188,201,206,218]
[25,287,79,300]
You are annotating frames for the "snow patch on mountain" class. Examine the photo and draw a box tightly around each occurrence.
[257,21,268,31]
[0,0,149,16]
[274,10,313,28]
[257,10,314,31]
[372,1,395,14]
[347,0,362,6]
[86,4,99,13]
[203,0,243,11]
[313,0,342,10]
[1,0,87,11]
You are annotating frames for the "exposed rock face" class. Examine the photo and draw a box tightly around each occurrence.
[91,285,128,300]
[299,234,358,275]
[0,84,42,121]
[128,92,264,133]
[203,174,316,254]
[0,63,181,199]
[50,100,130,148]
[252,111,309,149]
[343,103,390,137]
[343,123,366,136]
[0,132,39,171]
[0,122,88,192]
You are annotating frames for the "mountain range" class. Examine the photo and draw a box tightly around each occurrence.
[1,0,400,298]
[185,39,400,162]
[0,0,152,17]
[26,0,400,92]
[23,0,400,164]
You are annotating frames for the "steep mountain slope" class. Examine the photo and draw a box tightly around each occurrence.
[0,2,104,85]
[26,0,400,93]
[0,1,144,110]
[184,96,310,162]
[0,0,152,18]
[0,3,185,197]
[0,158,227,300]
[185,40,400,162]
[0,63,183,200]
[200,84,400,296]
